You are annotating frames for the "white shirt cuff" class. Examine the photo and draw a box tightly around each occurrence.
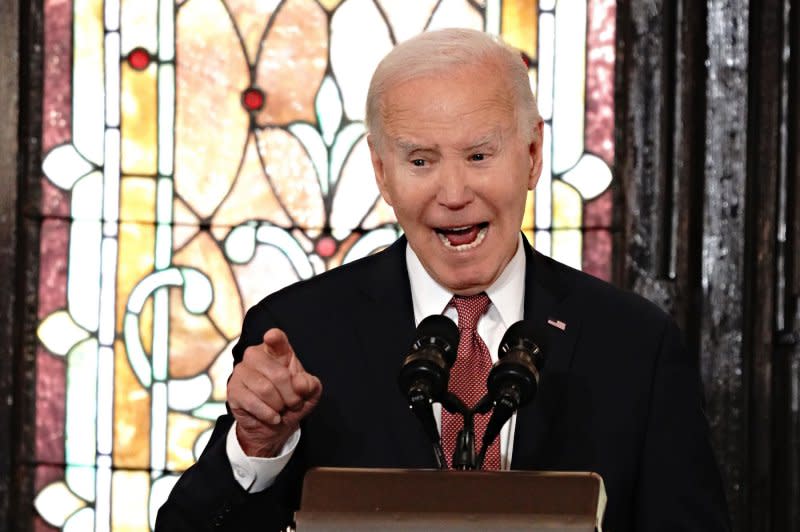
[226,420,301,493]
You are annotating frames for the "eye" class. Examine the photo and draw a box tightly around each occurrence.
[470,153,486,162]
[411,159,426,167]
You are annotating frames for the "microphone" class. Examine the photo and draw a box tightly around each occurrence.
[398,315,460,468]
[478,320,545,468]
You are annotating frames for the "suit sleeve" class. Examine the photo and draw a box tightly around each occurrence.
[155,303,305,531]
[634,319,731,531]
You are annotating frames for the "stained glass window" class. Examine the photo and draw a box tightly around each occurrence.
[33,0,616,529]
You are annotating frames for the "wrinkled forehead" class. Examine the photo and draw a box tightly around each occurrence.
[378,71,517,137]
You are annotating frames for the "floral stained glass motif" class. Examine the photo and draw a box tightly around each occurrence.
[33,0,616,530]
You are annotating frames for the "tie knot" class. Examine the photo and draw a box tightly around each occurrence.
[451,293,491,330]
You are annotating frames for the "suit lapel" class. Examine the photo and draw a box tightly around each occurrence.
[353,237,438,467]
[511,239,582,469]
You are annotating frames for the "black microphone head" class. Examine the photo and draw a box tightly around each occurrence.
[499,319,546,370]
[398,314,460,402]
[488,320,547,409]
[413,314,460,367]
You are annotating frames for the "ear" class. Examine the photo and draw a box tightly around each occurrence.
[368,134,394,206]
[527,118,545,190]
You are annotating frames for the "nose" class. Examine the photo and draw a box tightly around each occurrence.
[435,162,474,209]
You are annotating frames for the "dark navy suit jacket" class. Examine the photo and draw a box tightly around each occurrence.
[156,236,729,531]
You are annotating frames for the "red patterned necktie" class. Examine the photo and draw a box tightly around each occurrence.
[441,293,501,470]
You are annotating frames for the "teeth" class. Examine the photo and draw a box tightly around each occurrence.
[448,225,472,232]
[437,225,488,251]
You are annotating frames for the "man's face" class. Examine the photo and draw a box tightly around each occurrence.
[369,65,543,295]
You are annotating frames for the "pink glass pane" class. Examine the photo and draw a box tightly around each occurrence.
[583,0,616,280]
[41,0,73,218]
[36,347,67,464]
[585,0,615,167]
[584,188,613,228]
[583,189,613,280]
[583,229,613,281]
[36,219,69,463]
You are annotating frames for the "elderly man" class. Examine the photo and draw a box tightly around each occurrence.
[157,28,729,531]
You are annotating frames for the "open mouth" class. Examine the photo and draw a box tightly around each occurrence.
[434,222,489,250]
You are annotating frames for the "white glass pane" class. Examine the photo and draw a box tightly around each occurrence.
[96,345,115,455]
[537,13,555,120]
[316,75,344,146]
[329,136,379,231]
[552,0,587,173]
[561,153,613,200]
[65,338,99,466]
[68,220,102,332]
[376,0,438,42]
[105,32,121,127]
[73,0,106,165]
[330,0,393,121]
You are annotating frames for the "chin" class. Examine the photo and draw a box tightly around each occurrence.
[436,266,495,294]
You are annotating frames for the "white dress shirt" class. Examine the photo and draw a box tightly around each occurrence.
[226,236,527,491]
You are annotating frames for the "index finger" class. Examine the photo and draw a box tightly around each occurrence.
[261,328,295,368]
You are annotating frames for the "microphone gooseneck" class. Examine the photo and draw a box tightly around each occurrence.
[398,315,460,469]
[477,319,546,469]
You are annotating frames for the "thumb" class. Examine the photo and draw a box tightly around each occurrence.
[292,371,322,400]
[261,328,295,368]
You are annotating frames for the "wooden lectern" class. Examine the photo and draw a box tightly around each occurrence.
[295,468,607,531]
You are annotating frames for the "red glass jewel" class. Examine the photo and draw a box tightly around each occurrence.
[242,88,266,111]
[128,47,152,70]
[315,236,337,258]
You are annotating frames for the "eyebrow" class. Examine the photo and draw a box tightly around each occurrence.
[393,130,503,155]
[462,130,502,152]
[394,139,437,155]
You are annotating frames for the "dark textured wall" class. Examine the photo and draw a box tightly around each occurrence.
[617,1,800,530]
[2,1,43,530]
[0,1,21,529]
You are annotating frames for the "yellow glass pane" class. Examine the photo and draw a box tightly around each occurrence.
[522,189,535,230]
[552,179,582,229]
[208,348,233,402]
[318,0,343,10]
[212,135,292,228]
[111,470,151,531]
[120,176,157,223]
[120,0,158,55]
[121,63,158,176]
[502,0,538,59]
[523,228,535,247]
[167,412,212,471]
[256,128,325,228]
[254,0,328,126]
[167,283,229,379]
[113,339,151,468]
[224,0,280,64]
[173,230,244,341]
[116,218,156,336]
[552,228,582,270]
[175,0,250,219]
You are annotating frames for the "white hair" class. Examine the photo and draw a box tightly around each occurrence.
[365,28,541,146]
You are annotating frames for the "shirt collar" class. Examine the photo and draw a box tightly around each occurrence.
[405,235,527,327]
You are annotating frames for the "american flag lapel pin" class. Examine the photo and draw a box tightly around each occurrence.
[547,318,567,331]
